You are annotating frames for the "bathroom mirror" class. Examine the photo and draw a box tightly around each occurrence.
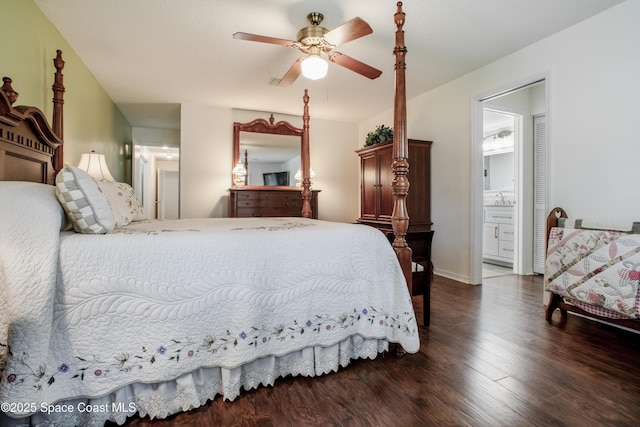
[482,123,514,192]
[483,151,514,191]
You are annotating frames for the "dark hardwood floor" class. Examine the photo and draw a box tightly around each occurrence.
[121,274,640,426]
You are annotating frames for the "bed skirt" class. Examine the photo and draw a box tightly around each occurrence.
[1,335,389,426]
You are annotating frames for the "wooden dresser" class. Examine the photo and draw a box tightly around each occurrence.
[356,139,433,322]
[229,187,319,218]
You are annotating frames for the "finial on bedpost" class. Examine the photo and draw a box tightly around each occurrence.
[301,89,312,218]
[1,77,19,105]
[52,50,65,173]
[391,1,412,288]
[395,2,405,29]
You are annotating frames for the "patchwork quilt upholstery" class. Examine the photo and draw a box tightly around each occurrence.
[545,227,640,319]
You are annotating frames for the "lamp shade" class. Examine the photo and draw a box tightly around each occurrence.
[294,167,315,180]
[301,55,328,80]
[77,151,115,182]
[232,162,247,176]
[232,161,247,188]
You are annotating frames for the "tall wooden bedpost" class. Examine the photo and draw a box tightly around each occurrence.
[301,89,312,218]
[391,2,412,286]
[52,50,65,173]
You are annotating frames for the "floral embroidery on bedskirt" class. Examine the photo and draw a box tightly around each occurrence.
[0,305,416,392]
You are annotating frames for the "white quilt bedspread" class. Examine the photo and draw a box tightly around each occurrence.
[1,206,418,418]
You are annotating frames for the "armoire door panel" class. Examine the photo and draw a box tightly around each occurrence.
[356,139,431,230]
[360,153,378,219]
[407,142,431,226]
[378,148,395,220]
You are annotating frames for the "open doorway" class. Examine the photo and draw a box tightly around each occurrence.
[133,145,180,220]
[471,78,548,284]
[482,109,518,278]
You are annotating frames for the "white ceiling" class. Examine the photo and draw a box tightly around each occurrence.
[34,0,623,129]
[142,145,180,161]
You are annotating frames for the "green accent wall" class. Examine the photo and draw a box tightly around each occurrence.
[1,0,132,182]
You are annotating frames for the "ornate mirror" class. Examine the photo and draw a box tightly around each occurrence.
[233,114,303,188]
[231,90,312,217]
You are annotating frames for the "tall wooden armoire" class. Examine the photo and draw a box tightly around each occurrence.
[356,139,432,232]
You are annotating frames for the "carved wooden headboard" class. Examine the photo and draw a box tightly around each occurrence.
[0,50,65,184]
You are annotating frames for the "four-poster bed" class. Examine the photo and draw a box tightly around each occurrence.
[390,2,412,285]
[0,3,420,426]
[388,3,434,326]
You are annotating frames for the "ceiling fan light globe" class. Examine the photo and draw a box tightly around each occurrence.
[301,55,328,80]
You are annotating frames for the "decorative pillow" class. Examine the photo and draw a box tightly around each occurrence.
[55,164,115,234]
[96,181,146,227]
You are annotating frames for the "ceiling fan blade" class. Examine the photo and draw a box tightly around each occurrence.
[277,58,303,87]
[323,17,373,46]
[329,52,382,79]
[233,32,297,47]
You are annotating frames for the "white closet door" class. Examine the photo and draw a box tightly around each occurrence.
[533,115,548,274]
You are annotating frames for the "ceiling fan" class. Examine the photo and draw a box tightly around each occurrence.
[233,12,382,86]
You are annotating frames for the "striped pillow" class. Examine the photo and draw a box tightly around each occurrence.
[55,164,114,234]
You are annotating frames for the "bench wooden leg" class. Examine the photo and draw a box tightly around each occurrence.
[545,293,567,321]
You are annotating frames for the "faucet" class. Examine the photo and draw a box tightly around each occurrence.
[495,192,505,205]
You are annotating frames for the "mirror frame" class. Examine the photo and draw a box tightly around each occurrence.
[232,90,312,218]
[233,113,303,188]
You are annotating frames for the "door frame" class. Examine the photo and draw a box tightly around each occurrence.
[470,73,549,284]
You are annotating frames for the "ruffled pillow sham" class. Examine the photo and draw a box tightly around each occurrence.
[96,181,146,227]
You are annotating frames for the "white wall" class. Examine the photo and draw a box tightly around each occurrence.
[133,127,180,147]
[360,1,640,283]
[180,104,232,218]
[179,105,359,222]
[307,118,360,222]
[156,159,179,172]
